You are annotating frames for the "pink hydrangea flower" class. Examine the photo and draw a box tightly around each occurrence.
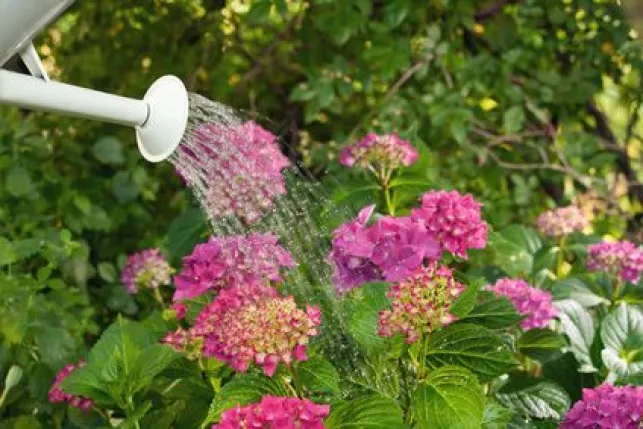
[536,206,589,238]
[339,132,418,170]
[49,361,93,412]
[173,121,291,224]
[487,278,558,330]
[411,190,488,259]
[172,233,295,302]
[186,285,321,376]
[378,263,464,343]
[120,249,172,294]
[328,205,440,293]
[561,384,643,428]
[213,395,330,429]
[586,240,643,283]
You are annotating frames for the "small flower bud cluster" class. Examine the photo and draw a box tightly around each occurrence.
[535,206,589,238]
[48,361,93,411]
[487,278,558,330]
[121,249,172,294]
[586,240,643,284]
[213,395,330,429]
[339,132,418,170]
[378,264,464,343]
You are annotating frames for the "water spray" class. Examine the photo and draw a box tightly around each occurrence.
[0,0,188,162]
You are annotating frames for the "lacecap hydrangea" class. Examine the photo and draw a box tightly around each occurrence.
[535,205,589,238]
[339,132,418,170]
[121,249,172,294]
[586,240,643,283]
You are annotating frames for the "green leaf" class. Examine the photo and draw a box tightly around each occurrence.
[425,323,517,381]
[600,304,643,381]
[92,136,125,165]
[128,344,180,395]
[450,280,482,318]
[496,376,570,420]
[503,105,526,134]
[88,317,157,369]
[60,364,115,406]
[458,296,523,329]
[167,207,208,261]
[206,374,290,424]
[0,236,17,266]
[98,262,118,283]
[413,366,485,429]
[552,277,609,307]
[296,356,341,396]
[35,327,77,370]
[5,165,35,197]
[482,400,515,429]
[554,300,597,372]
[344,282,390,352]
[490,226,542,277]
[516,329,567,362]
[325,394,405,429]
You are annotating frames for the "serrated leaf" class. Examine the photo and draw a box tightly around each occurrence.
[128,344,180,395]
[413,366,485,429]
[325,394,405,429]
[554,300,597,372]
[0,236,17,266]
[552,277,609,307]
[296,356,341,395]
[600,304,643,381]
[5,165,35,197]
[92,136,125,165]
[167,207,208,261]
[458,296,523,329]
[450,280,481,318]
[516,329,567,362]
[35,327,77,370]
[425,323,517,381]
[483,400,515,429]
[206,374,290,424]
[496,376,570,420]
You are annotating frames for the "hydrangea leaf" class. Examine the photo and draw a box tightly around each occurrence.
[413,365,485,429]
[325,394,405,429]
[516,328,567,362]
[554,299,598,373]
[495,375,571,420]
[600,304,643,381]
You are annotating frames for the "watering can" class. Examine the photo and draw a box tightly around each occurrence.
[0,0,188,162]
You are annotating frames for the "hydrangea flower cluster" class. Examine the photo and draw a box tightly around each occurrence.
[561,384,643,428]
[378,263,464,343]
[173,233,294,302]
[487,278,558,330]
[120,249,172,294]
[535,205,589,238]
[174,121,291,224]
[329,205,440,293]
[170,285,321,376]
[49,361,93,412]
[213,395,330,429]
[586,240,643,283]
[411,190,488,259]
[339,132,418,170]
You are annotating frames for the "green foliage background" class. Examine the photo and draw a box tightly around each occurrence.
[0,0,642,427]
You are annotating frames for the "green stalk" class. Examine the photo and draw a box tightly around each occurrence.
[556,236,567,278]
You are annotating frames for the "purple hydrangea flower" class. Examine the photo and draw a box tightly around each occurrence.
[121,249,172,294]
[561,384,643,428]
[339,132,418,170]
[49,361,93,412]
[411,190,488,259]
[587,240,643,284]
[536,206,589,238]
[487,278,558,330]
[328,206,440,293]
[172,233,295,302]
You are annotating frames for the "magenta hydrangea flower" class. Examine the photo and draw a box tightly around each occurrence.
[561,384,643,428]
[173,121,291,224]
[411,190,488,259]
[487,278,558,330]
[536,205,589,238]
[328,205,440,294]
[120,249,172,294]
[378,263,464,343]
[183,285,320,376]
[339,132,418,170]
[172,233,295,302]
[213,395,330,429]
[49,361,93,412]
[586,240,643,284]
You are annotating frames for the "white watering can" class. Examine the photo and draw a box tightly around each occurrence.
[0,0,189,162]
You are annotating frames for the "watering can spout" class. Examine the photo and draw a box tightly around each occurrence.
[0,0,189,162]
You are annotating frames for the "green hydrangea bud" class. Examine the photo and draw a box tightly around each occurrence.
[4,365,23,391]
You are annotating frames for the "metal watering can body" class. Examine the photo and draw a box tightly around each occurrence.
[0,0,188,162]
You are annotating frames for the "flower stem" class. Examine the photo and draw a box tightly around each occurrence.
[152,287,166,309]
[556,236,567,278]
[384,186,395,216]
[610,278,623,308]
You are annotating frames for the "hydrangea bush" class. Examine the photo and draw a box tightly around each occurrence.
[10,128,641,429]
